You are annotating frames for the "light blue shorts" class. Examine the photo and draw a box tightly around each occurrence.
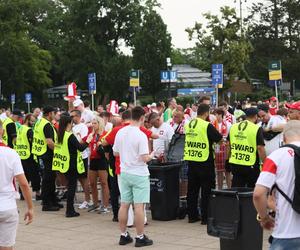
[270,237,300,250]
[120,172,150,204]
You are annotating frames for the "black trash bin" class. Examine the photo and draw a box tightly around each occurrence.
[207,188,263,250]
[149,163,181,221]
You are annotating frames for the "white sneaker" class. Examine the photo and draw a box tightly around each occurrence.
[78,201,89,209]
[87,201,93,207]
[98,206,110,214]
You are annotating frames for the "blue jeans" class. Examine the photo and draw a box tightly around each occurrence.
[270,237,300,250]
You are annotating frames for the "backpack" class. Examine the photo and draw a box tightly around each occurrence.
[271,144,300,214]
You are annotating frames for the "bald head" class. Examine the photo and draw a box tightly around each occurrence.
[283,121,300,144]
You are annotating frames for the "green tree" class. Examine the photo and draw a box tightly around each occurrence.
[247,0,300,88]
[0,0,52,105]
[186,6,253,85]
[132,10,172,99]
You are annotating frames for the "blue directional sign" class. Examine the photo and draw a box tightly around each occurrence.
[160,71,178,83]
[88,72,96,94]
[11,94,15,104]
[177,88,215,97]
[212,64,223,88]
[25,93,32,103]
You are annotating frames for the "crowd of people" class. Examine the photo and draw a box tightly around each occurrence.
[1,94,300,249]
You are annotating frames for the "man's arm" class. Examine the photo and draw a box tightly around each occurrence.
[257,127,266,162]
[141,152,154,163]
[16,174,33,225]
[44,123,55,150]
[208,124,222,143]
[253,184,274,230]
[258,145,266,162]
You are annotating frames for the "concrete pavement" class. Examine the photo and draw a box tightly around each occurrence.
[15,200,270,250]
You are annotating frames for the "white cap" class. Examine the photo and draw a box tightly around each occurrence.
[151,102,156,107]
[73,99,83,107]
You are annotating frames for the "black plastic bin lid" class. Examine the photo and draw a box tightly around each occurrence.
[211,187,254,198]
[148,162,182,170]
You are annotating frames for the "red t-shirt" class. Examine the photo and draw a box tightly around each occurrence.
[88,132,107,160]
[104,122,152,175]
[269,106,278,116]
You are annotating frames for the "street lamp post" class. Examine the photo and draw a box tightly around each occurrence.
[234,0,247,35]
[167,57,172,98]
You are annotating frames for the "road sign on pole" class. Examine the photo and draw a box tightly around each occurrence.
[212,64,223,107]
[25,93,32,113]
[11,94,15,111]
[212,64,223,88]
[268,61,282,108]
[25,93,32,103]
[88,73,96,111]
[130,70,140,88]
[88,73,97,94]
[160,71,178,83]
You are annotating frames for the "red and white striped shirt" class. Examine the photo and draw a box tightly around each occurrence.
[225,111,236,125]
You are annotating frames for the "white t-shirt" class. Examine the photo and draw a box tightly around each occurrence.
[0,145,24,211]
[105,122,113,132]
[81,109,95,125]
[256,142,300,239]
[151,122,174,157]
[72,123,89,159]
[113,125,149,176]
[0,112,7,121]
[263,115,286,156]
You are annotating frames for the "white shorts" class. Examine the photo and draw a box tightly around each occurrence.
[0,208,19,247]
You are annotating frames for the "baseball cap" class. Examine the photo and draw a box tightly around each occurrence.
[151,102,157,107]
[12,109,22,117]
[43,106,56,114]
[73,99,83,107]
[286,101,300,111]
[257,104,269,113]
[244,107,259,117]
[270,96,278,101]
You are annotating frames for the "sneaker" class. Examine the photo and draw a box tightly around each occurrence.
[98,206,110,214]
[87,201,93,207]
[135,235,153,247]
[88,204,99,212]
[78,201,89,209]
[119,232,133,245]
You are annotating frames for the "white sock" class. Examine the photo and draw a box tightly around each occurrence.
[121,232,128,237]
[136,234,144,239]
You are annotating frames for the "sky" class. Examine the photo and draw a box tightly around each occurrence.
[157,0,259,49]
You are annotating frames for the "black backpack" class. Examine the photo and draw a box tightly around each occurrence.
[271,144,300,214]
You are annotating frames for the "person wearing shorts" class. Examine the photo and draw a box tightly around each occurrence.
[0,120,33,249]
[113,106,154,247]
[71,109,92,209]
[87,116,110,213]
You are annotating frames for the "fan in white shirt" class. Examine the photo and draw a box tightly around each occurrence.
[254,121,300,245]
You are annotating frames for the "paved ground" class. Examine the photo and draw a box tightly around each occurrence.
[15,199,271,250]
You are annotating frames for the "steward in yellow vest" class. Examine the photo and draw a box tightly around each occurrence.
[16,114,41,200]
[184,104,222,224]
[228,107,266,188]
[2,109,22,148]
[32,106,60,212]
[53,113,91,217]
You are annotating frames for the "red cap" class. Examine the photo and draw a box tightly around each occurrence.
[270,96,277,102]
[286,101,300,111]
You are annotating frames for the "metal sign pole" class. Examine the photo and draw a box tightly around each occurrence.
[216,86,218,107]
[91,93,95,111]
[28,103,30,113]
[275,80,279,109]
[133,87,137,106]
